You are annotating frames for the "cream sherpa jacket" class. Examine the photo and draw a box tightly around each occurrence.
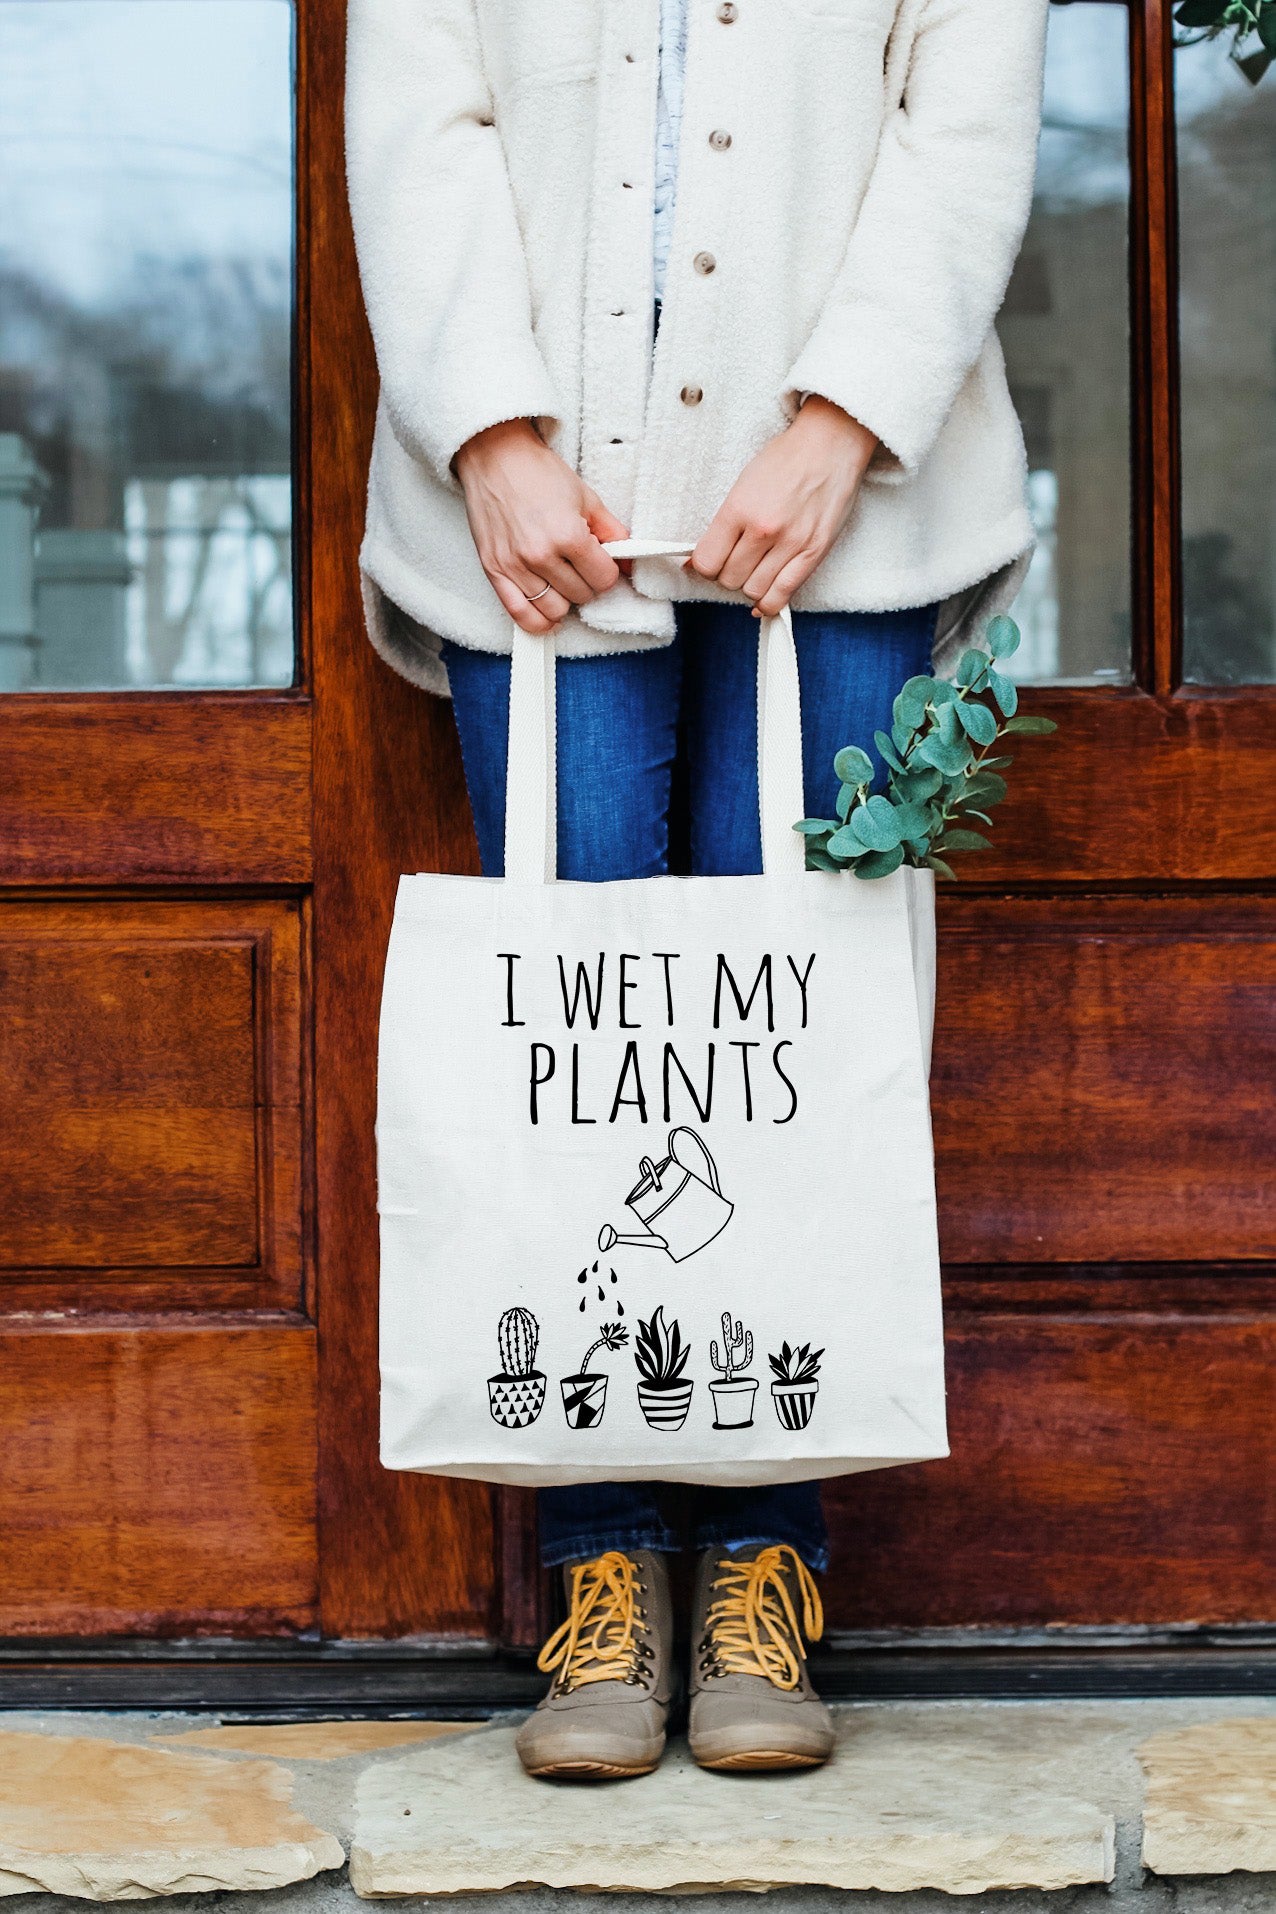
[345,0,1048,696]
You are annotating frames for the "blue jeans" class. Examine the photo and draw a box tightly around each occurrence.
[441,597,937,1570]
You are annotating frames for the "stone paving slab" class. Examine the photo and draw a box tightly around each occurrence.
[152,1723,474,1763]
[350,1711,1119,1898]
[0,1730,343,1901]
[1140,1718,1276,1877]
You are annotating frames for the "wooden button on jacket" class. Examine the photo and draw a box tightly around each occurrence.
[345,0,1049,696]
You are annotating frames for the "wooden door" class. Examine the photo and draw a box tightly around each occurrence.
[2,0,1271,1662]
[0,0,489,1646]
[821,0,1276,1638]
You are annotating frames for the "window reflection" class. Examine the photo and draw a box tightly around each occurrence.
[0,0,293,691]
[1001,0,1132,684]
[1177,41,1276,684]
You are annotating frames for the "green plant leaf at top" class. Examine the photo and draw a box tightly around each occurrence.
[894,675,935,730]
[988,668,1019,717]
[833,744,874,786]
[986,614,1021,659]
[1001,713,1058,735]
[956,649,990,687]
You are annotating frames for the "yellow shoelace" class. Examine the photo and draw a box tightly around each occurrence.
[537,1550,652,1694]
[700,1544,824,1691]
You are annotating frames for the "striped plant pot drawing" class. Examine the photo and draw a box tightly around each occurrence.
[771,1380,818,1431]
[767,1341,824,1431]
[634,1307,694,1431]
[637,1379,695,1431]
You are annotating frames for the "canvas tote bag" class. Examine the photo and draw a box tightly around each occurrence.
[378,541,948,1486]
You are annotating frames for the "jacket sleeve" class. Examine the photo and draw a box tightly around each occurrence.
[345,0,562,485]
[784,0,1048,479]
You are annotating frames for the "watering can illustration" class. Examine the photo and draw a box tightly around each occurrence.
[598,1127,733,1264]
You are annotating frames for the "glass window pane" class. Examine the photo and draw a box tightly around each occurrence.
[1001,0,1132,685]
[0,0,293,691]
[1176,39,1276,684]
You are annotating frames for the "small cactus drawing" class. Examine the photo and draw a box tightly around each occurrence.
[709,1311,757,1429]
[710,1313,753,1384]
[498,1305,539,1379]
[488,1307,545,1429]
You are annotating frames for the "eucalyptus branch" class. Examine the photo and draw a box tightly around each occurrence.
[795,615,1057,881]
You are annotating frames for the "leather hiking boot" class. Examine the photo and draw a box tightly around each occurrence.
[515,1549,673,1780]
[688,1542,835,1772]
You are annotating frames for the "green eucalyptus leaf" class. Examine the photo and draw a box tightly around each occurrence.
[892,717,915,755]
[963,770,1009,807]
[853,845,905,880]
[895,675,935,728]
[794,818,837,834]
[915,733,973,777]
[925,853,958,882]
[896,765,944,802]
[956,699,999,744]
[889,801,932,840]
[805,846,842,873]
[981,754,1014,771]
[874,729,906,773]
[826,824,864,858]
[926,677,954,706]
[836,783,855,821]
[849,795,904,851]
[986,615,1021,659]
[956,649,990,687]
[989,669,1019,717]
[936,829,992,854]
[1001,713,1057,735]
[833,744,874,786]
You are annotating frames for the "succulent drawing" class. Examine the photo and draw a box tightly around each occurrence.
[634,1307,694,1430]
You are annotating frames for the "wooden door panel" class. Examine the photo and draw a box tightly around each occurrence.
[0,696,311,886]
[824,1313,1276,1630]
[933,895,1276,1266]
[956,690,1276,886]
[0,1323,317,1636]
[0,899,303,1313]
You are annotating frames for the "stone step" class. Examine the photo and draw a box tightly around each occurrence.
[0,1701,1271,1908]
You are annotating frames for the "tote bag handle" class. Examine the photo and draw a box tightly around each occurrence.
[503,540,807,884]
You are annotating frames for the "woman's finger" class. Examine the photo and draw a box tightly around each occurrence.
[689,508,743,581]
[754,549,818,618]
[740,539,804,610]
[489,570,566,635]
[717,526,774,594]
[512,548,600,607]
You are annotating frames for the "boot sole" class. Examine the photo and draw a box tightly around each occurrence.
[695,1748,829,1773]
[523,1757,659,1780]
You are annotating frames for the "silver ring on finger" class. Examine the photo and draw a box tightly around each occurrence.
[525,580,553,603]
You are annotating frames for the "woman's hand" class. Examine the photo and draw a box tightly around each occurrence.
[454,419,627,634]
[688,397,879,617]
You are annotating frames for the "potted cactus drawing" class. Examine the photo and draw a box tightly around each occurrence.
[560,1322,628,1430]
[709,1312,757,1428]
[634,1307,694,1430]
[487,1306,545,1428]
[768,1340,823,1430]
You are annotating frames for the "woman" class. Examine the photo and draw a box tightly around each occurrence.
[347,0,1047,1780]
